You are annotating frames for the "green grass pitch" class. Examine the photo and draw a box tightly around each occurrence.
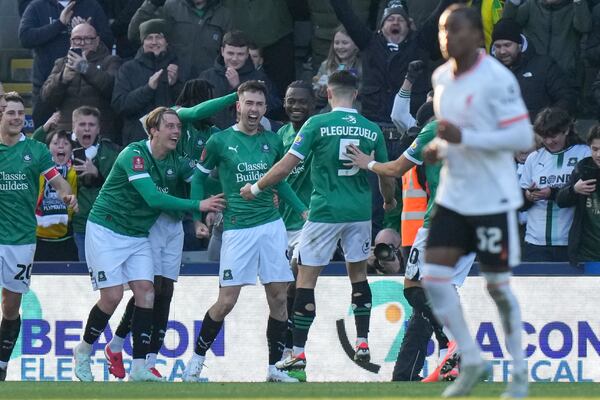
[1,382,599,400]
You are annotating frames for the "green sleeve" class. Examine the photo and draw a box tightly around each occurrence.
[32,126,48,144]
[130,177,200,212]
[289,117,317,160]
[276,180,307,214]
[176,92,238,122]
[404,121,437,165]
[190,168,208,220]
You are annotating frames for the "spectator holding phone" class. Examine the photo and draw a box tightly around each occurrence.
[557,126,600,264]
[33,106,120,261]
[41,23,121,143]
[520,108,590,261]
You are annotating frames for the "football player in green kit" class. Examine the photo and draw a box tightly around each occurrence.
[183,81,307,383]
[0,92,77,381]
[72,107,225,382]
[240,71,396,378]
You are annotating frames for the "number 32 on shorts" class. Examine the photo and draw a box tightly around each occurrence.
[476,227,502,254]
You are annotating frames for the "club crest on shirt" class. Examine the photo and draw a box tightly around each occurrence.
[166,168,175,179]
[132,156,144,171]
[23,153,32,163]
[261,143,270,153]
[342,115,357,124]
[567,157,578,167]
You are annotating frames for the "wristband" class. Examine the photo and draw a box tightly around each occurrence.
[367,160,378,171]
[250,182,262,196]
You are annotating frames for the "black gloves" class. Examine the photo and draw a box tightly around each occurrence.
[405,60,425,84]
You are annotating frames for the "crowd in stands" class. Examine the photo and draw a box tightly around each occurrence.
[7,0,600,266]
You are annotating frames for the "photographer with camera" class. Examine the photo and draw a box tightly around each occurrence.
[557,126,600,265]
[41,23,121,143]
[367,229,403,275]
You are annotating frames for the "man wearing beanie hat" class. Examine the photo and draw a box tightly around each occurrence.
[112,18,185,144]
[492,18,576,120]
[139,18,170,43]
[330,0,460,239]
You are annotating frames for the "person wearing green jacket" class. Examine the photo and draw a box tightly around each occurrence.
[33,106,120,262]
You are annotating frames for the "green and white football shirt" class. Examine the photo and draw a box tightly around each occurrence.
[198,126,286,230]
[89,140,195,237]
[278,123,313,231]
[289,107,388,223]
[0,134,56,245]
[520,144,591,245]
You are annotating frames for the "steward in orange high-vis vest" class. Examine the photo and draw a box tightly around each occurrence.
[400,166,427,248]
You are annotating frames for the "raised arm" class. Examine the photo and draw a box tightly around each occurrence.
[177,92,238,122]
[329,0,374,50]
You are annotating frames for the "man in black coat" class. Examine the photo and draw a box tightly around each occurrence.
[491,18,577,121]
[111,19,184,144]
[199,30,282,128]
[19,0,114,127]
[329,0,457,125]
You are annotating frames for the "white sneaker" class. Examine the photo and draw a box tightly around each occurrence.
[267,368,299,383]
[442,361,489,398]
[281,348,293,362]
[182,355,206,382]
[73,351,94,382]
[501,368,529,399]
[128,367,164,382]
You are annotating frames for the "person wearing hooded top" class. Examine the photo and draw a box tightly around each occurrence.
[198,30,282,129]
[491,18,577,121]
[112,19,185,144]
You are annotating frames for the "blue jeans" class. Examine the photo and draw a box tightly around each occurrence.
[74,232,86,262]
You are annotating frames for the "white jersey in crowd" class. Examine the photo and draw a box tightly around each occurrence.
[432,52,534,216]
[520,144,591,246]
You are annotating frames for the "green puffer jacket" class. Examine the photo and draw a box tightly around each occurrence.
[128,0,232,78]
[503,0,591,78]
[222,0,293,48]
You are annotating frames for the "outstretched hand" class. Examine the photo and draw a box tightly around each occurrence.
[344,144,374,170]
[200,193,226,212]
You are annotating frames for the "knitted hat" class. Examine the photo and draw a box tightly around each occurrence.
[379,6,409,29]
[139,19,169,42]
[492,19,522,45]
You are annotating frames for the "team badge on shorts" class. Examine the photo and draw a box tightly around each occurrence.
[362,240,370,255]
[223,269,233,280]
[132,156,144,171]
[98,271,107,282]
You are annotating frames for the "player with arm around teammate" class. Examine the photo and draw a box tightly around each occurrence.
[240,71,396,378]
[0,92,77,380]
[72,107,224,382]
[183,81,308,383]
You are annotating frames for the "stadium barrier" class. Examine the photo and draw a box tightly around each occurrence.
[3,263,599,382]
